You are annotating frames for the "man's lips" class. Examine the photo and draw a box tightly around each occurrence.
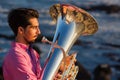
[34,35,38,38]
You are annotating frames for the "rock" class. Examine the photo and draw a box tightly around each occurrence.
[0,67,3,80]
[85,4,120,14]
[75,61,91,80]
[102,52,120,62]
[111,65,120,71]
[93,64,112,80]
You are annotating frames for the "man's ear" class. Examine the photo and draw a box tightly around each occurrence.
[18,26,24,34]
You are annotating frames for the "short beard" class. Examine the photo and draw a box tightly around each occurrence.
[23,36,34,45]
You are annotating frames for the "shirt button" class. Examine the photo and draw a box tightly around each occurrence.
[27,75,29,79]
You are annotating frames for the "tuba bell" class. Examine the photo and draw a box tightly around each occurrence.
[42,4,98,80]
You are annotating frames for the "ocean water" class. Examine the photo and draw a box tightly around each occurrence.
[0,0,120,80]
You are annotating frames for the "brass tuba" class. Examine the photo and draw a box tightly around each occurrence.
[42,4,98,80]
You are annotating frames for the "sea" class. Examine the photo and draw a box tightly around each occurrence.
[0,0,120,80]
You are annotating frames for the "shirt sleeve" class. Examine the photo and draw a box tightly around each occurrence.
[7,51,38,80]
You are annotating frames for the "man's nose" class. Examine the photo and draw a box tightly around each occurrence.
[37,27,41,35]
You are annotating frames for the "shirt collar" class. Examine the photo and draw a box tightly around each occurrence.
[11,41,30,50]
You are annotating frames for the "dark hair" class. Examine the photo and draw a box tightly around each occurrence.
[8,8,39,36]
[93,64,112,80]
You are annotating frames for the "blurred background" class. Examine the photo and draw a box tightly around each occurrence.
[0,0,120,80]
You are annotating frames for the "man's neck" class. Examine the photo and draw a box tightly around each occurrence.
[15,36,30,47]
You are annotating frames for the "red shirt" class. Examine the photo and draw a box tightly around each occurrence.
[3,42,43,80]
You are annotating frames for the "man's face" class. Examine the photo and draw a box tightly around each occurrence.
[23,18,40,44]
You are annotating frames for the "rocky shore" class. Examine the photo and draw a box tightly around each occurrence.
[82,4,120,14]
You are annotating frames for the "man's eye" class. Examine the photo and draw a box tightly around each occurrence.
[33,27,36,29]
[29,25,39,29]
[32,26,37,29]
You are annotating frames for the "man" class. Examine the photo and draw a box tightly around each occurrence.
[2,7,78,80]
[3,8,42,80]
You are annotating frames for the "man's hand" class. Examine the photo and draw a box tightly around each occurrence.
[54,53,77,80]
